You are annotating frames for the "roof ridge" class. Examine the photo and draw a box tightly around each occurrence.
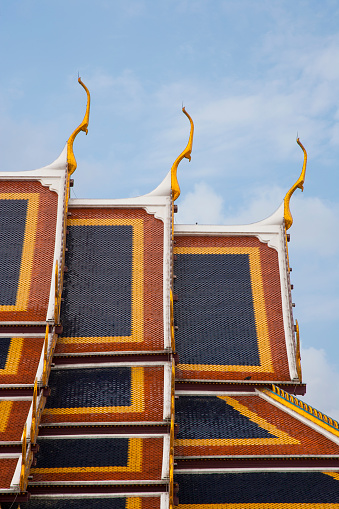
[264,384,339,437]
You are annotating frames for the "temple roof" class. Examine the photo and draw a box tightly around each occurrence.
[1,81,337,508]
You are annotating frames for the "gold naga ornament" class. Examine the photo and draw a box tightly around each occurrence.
[283,137,307,230]
[171,106,194,202]
[67,77,91,176]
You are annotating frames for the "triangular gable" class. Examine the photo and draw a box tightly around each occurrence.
[175,395,298,447]
[175,393,339,457]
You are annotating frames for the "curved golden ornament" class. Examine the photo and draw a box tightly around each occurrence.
[171,107,194,202]
[67,77,91,175]
[42,325,49,385]
[20,423,27,491]
[30,379,38,444]
[284,138,307,230]
[295,319,302,383]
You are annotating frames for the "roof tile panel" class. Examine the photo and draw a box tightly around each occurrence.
[30,436,164,483]
[41,365,165,423]
[56,208,164,353]
[0,181,58,322]
[174,235,290,381]
[0,400,31,441]
[0,337,44,385]
[174,394,339,457]
[0,458,18,490]
[3,496,161,509]
[175,472,339,504]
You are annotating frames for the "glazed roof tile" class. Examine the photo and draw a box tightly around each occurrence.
[4,501,127,509]
[264,385,339,439]
[175,471,339,504]
[0,337,43,385]
[41,365,166,423]
[30,436,164,483]
[56,207,165,354]
[3,496,161,509]
[0,458,18,490]
[0,181,58,322]
[173,235,292,381]
[0,400,31,442]
[174,394,339,457]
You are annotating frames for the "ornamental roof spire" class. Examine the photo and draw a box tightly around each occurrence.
[283,137,307,230]
[67,77,91,176]
[171,106,194,201]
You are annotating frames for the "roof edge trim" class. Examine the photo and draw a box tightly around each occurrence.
[263,385,339,438]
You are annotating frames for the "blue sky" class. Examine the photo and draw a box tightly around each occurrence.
[0,1,338,417]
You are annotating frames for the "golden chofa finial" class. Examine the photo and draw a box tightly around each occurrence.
[283,137,307,230]
[67,77,91,176]
[171,106,194,201]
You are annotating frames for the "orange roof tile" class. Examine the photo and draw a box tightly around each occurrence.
[0,337,44,385]
[0,458,18,490]
[0,181,58,323]
[0,400,31,442]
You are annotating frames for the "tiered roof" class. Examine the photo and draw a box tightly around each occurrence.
[0,80,338,508]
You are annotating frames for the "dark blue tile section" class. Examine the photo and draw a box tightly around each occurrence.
[0,199,27,306]
[45,367,132,409]
[175,472,339,503]
[176,396,275,439]
[0,338,11,369]
[35,438,129,468]
[11,499,127,509]
[174,253,260,366]
[61,225,133,338]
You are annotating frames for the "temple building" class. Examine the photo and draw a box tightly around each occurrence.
[0,79,339,508]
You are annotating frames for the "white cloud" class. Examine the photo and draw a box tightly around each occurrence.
[287,195,339,325]
[176,181,225,224]
[301,347,339,421]
[0,115,64,172]
[290,195,339,256]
